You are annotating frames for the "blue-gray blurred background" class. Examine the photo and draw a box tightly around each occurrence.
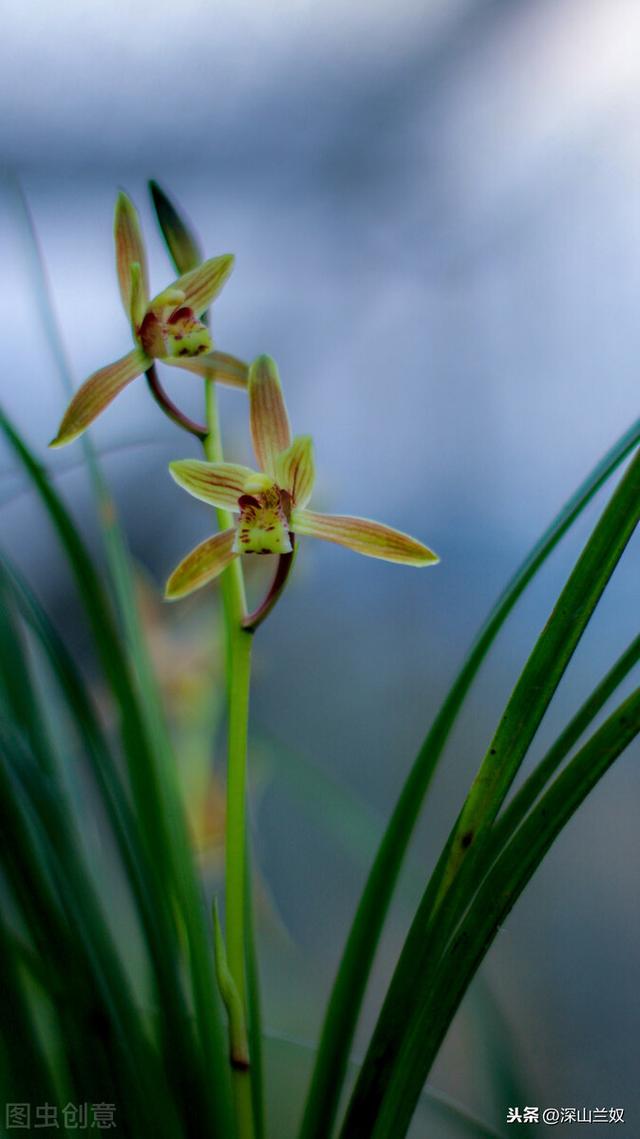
[1,1,639,1135]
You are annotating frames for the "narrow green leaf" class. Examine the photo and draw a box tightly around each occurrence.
[439,446,640,900]
[363,688,640,1138]
[488,631,640,862]
[299,420,640,1139]
[340,446,640,1138]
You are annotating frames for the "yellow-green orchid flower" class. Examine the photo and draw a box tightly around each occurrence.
[50,192,246,448]
[165,355,439,600]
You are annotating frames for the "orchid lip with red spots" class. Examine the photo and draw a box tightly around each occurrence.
[165,355,439,601]
[49,191,247,448]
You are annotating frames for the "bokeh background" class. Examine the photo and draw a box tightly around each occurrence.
[1,1,640,1135]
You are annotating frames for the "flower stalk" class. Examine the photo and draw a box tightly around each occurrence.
[146,363,208,441]
[243,541,296,633]
[149,178,260,1134]
[225,622,253,1011]
[203,375,256,1139]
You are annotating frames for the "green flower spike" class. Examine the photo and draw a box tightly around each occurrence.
[165,355,439,600]
[50,192,246,448]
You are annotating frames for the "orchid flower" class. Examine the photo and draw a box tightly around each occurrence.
[50,192,247,448]
[165,355,439,600]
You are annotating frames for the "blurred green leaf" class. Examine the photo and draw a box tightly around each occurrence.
[0,407,234,1134]
[0,558,224,1128]
[0,907,60,1109]
[256,734,385,871]
[0,410,174,883]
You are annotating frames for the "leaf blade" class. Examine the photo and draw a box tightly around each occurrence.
[341,446,640,1138]
[364,687,640,1139]
[299,419,640,1139]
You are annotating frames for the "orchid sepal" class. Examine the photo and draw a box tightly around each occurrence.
[162,255,235,320]
[149,180,203,275]
[49,347,151,448]
[289,508,440,567]
[275,435,315,508]
[248,355,291,476]
[162,351,249,388]
[165,528,238,600]
[169,460,256,511]
[51,192,240,447]
[114,192,149,318]
[166,354,439,610]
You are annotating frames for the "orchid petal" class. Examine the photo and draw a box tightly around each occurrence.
[114,192,149,317]
[162,351,249,388]
[49,347,149,448]
[148,286,186,312]
[275,435,315,507]
[149,180,203,274]
[290,509,439,567]
[130,262,147,331]
[249,355,292,476]
[243,473,275,494]
[165,529,238,600]
[158,255,234,318]
[138,310,166,358]
[169,460,255,510]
